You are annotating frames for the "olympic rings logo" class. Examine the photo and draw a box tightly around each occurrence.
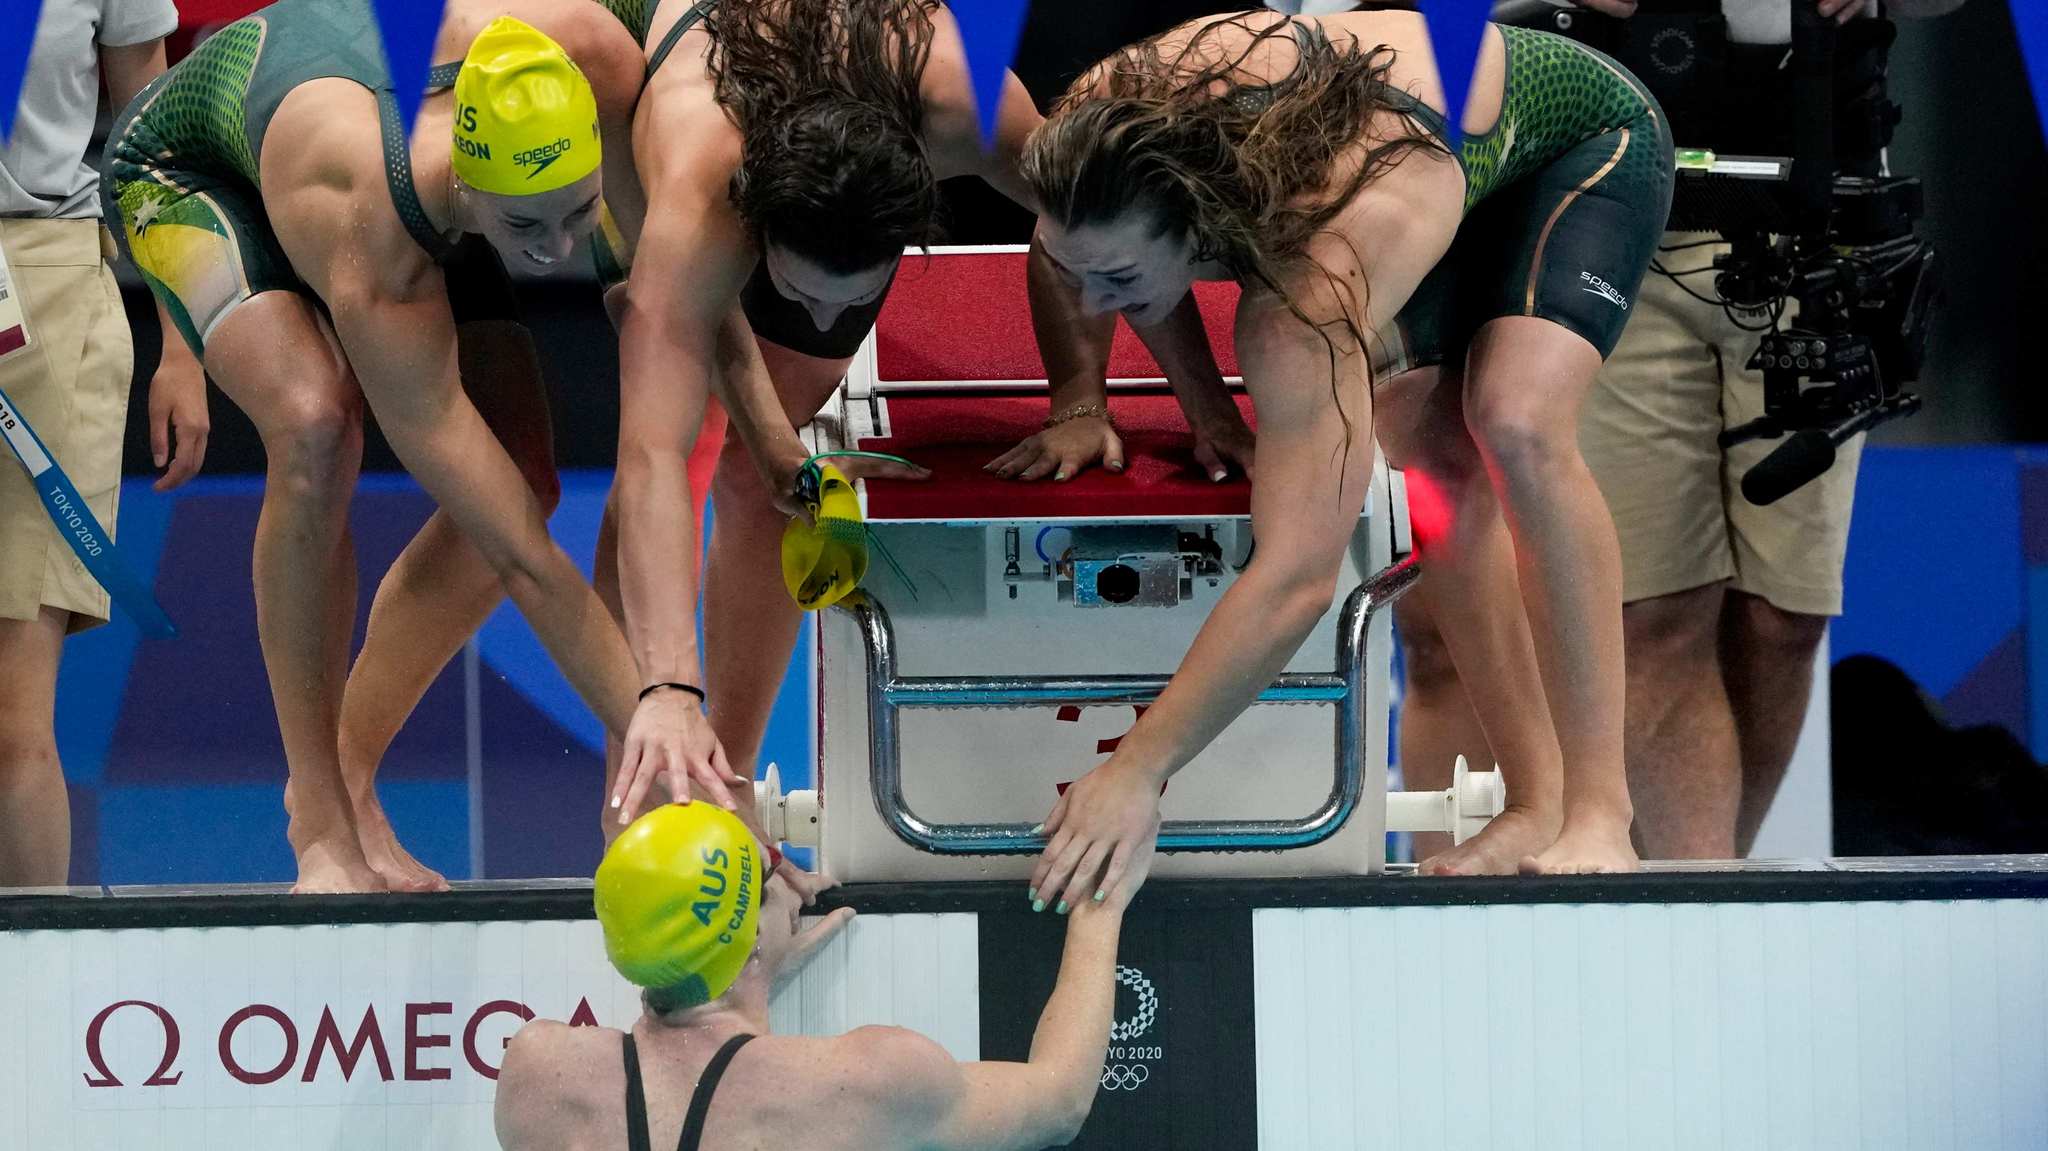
[1100,1063,1151,1091]
[1109,966,1157,1043]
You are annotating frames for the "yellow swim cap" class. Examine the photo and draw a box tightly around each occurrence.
[451,17,601,196]
[780,464,869,611]
[595,804,765,1003]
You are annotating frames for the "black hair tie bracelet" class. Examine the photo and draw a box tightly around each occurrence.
[638,682,707,704]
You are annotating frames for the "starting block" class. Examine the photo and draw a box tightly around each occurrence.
[774,246,1498,882]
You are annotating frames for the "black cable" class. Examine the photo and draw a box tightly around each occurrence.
[1656,238,1726,254]
[1652,264,1736,309]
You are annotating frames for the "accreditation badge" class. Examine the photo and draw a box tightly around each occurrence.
[0,230,31,361]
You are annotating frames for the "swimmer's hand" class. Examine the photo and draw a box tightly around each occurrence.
[776,894,857,992]
[1029,759,1165,915]
[986,415,1123,483]
[777,857,838,905]
[764,447,931,523]
[613,691,744,824]
[1191,411,1256,484]
[148,347,210,492]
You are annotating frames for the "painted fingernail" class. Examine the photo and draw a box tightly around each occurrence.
[610,795,621,809]
[1032,899,1046,913]
[1027,887,1038,903]
[1093,890,1106,902]
[1029,823,1045,836]
[1054,471,1068,482]
[1212,469,1228,482]
[1055,901,1069,915]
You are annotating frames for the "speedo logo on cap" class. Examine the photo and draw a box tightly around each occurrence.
[515,138,574,179]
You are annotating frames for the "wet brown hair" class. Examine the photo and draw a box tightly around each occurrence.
[1023,13,1446,448]
[705,0,943,272]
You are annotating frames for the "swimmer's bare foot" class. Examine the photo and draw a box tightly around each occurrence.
[290,835,388,893]
[1416,804,1562,876]
[1519,808,1638,875]
[286,781,386,893]
[354,793,449,893]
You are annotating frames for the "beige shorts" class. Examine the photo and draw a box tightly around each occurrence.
[0,217,135,631]
[1579,233,1862,618]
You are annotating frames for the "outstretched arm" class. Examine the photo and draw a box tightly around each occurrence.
[854,844,1151,1151]
[609,178,755,816]
[1029,276,1373,911]
[325,271,640,740]
[1098,290,1369,776]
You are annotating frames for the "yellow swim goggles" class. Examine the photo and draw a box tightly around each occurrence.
[778,453,918,611]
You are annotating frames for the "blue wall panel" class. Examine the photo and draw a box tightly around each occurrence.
[50,450,2027,884]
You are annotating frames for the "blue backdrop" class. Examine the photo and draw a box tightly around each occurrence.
[51,447,2038,884]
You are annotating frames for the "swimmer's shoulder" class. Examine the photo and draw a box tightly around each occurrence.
[495,1021,619,1149]
[264,77,385,195]
[740,1027,960,1138]
[640,94,740,184]
[918,8,1001,144]
[261,83,423,272]
[501,1018,623,1090]
[836,1027,964,1126]
[630,49,741,204]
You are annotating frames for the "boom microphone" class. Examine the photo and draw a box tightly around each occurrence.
[1740,428,1838,506]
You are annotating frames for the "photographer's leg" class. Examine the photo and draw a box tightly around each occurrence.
[1622,584,1742,858]
[1718,289,1863,856]
[1723,593,1829,854]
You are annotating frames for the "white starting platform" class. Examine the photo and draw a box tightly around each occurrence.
[789,245,1498,885]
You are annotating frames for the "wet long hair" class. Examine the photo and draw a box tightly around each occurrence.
[1023,14,1447,448]
[705,0,942,273]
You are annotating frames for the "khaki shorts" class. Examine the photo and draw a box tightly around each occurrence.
[0,217,134,631]
[1579,233,1862,618]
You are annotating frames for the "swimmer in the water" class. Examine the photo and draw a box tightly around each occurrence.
[102,0,728,893]
[495,801,1151,1150]
[585,0,1142,803]
[1007,10,1673,894]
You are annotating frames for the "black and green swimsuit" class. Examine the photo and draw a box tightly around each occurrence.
[1382,25,1675,371]
[1216,22,1670,370]
[101,0,517,357]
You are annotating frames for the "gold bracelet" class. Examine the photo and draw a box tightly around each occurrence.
[1044,401,1113,429]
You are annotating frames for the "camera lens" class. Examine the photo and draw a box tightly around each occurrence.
[1096,564,1141,604]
